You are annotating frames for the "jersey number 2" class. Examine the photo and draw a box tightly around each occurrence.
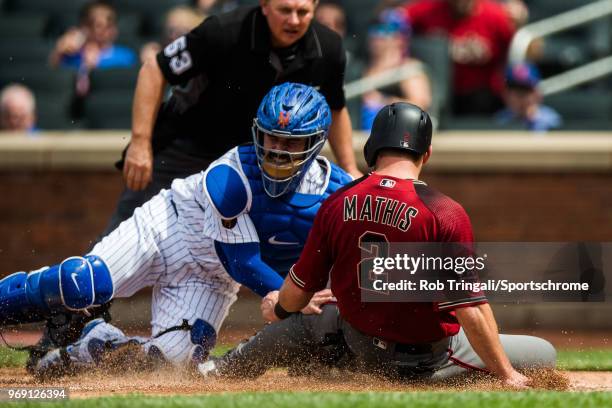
[357,232,389,293]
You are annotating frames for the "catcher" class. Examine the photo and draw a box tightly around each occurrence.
[0,83,351,378]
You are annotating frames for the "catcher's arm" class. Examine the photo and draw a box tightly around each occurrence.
[214,241,284,297]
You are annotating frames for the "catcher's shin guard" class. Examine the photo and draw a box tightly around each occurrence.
[0,255,113,326]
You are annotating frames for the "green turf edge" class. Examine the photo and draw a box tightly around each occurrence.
[557,350,612,371]
[7,391,612,408]
[0,346,28,368]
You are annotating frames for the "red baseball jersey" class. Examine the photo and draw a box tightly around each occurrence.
[403,0,515,97]
[289,173,487,343]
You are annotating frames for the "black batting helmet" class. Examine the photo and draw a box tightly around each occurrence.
[363,102,432,167]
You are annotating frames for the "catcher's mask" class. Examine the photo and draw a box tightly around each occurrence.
[253,82,330,198]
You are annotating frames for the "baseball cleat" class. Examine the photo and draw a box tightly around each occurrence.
[197,357,222,378]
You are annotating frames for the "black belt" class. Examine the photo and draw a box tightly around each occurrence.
[372,336,450,355]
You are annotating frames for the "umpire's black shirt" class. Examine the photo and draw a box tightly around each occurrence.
[154,6,347,159]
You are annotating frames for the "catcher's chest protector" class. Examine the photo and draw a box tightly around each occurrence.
[238,145,350,274]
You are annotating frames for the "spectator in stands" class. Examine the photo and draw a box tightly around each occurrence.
[402,0,516,115]
[49,0,136,72]
[315,0,363,83]
[502,0,529,27]
[361,9,431,130]
[140,6,206,64]
[194,0,239,14]
[315,0,346,37]
[0,84,37,133]
[494,62,561,132]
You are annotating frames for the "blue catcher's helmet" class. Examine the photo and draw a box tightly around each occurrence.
[252,82,331,197]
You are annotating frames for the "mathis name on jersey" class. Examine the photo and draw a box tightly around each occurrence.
[343,194,418,232]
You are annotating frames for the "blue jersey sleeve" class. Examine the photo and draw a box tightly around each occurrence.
[214,241,284,297]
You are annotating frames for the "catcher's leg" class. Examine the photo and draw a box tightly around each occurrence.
[0,190,182,326]
[0,256,113,372]
[0,255,113,326]
[32,318,146,380]
[144,276,240,367]
[26,302,112,374]
[7,192,177,370]
[431,328,557,380]
[199,304,344,378]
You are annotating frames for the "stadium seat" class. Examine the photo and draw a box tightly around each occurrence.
[529,0,598,22]
[0,39,53,65]
[0,14,47,39]
[410,36,451,120]
[539,37,590,69]
[5,0,89,15]
[117,13,144,40]
[439,116,525,131]
[544,90,612,121]
[115,0,185,37]
[36,92,76,130]
[339,0,379,37]
[0,65,74,93]
[51,10,144,40]
[89,68,139,93]
[338,0,381,59]
[84,90,134,129]
[560,119,612,131]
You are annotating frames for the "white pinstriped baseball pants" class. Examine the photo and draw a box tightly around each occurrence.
[90,190,240,364]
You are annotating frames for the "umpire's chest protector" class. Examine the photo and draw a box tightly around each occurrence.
[238,145,348,274]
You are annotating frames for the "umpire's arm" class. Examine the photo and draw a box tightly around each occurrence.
[329,107,361,178]
[125,59,166,191]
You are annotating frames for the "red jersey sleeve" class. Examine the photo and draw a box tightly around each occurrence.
[418,189,487,311]
[438,200,474,243]
[289,200,334,292]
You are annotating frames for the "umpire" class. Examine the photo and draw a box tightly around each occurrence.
[104,0,359,235]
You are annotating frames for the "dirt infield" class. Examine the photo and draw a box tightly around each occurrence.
[0,367,610,397]
[1,329,611,397]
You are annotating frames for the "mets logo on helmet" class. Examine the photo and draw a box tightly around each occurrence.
[278,111,291,128]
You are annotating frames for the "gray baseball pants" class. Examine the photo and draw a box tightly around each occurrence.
[213,304,556,380]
